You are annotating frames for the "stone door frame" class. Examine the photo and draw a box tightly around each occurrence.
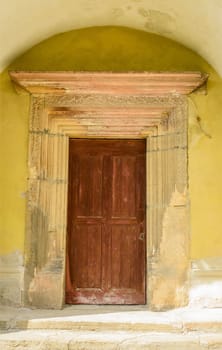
[10,72,207,309]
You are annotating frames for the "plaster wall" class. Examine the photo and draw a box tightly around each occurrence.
[0,26,222,306]
[1,0,222,77]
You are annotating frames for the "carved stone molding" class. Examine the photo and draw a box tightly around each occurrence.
[10,71,207,95]
[9,71,207,309]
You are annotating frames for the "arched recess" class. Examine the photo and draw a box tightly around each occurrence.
[10,71,207,310]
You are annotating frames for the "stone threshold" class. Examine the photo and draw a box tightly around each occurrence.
[1,306,222,349]
[0,305,222,333]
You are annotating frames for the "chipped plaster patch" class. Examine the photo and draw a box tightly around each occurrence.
[0,251,24,306]
[112,8,125,19]
[149,189,189,309]
[137,8,176,35]
[192,256,222,271]
[190,279,222,308]
[190,257,222,307]
[0,251,23,267]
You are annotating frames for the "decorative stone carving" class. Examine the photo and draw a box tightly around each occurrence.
[9,72,207,309]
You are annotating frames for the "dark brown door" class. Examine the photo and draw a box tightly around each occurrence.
[66,139,146,304]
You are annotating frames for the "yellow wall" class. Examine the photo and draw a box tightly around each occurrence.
[0,26,222,259]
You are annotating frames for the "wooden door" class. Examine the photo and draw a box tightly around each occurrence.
[66,139,146,304]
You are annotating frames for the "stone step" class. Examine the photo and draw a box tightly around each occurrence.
[2,317,222,333]
[1,329,222,350]
[1,306,222,333]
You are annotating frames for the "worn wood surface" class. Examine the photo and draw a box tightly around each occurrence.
[66,139,146,304]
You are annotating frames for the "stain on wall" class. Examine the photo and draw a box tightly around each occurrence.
[0,251,24,305]
[138,8,176,34]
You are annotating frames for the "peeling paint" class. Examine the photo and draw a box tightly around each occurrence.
[0,251,24,306]
[149,188,189,310]
[137,9,175,34]
[112,8,124,18]
[190,257,222,307]
[0,251,23,267]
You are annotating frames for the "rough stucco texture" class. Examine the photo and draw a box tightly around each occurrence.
[0,26,222,259]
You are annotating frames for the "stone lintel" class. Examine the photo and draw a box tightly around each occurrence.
[9,71,208,95]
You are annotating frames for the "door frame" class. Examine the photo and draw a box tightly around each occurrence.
[9,71,207,310]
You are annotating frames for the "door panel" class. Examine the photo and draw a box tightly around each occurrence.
[76,156,103,218]
[111,156,136,218]
[110,225,139,289]
[66,139,146,304]
[71,224,102,289]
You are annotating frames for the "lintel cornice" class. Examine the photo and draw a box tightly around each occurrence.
[9,71,208,95]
